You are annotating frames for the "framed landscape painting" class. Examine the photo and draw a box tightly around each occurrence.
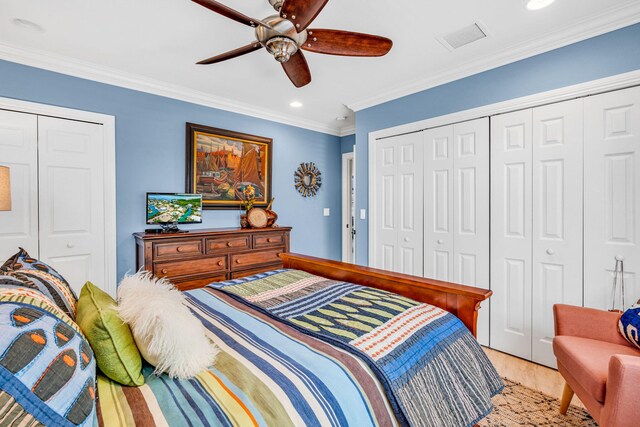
[186,123,272,210]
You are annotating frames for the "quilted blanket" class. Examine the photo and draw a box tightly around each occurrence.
[97,288,397,427]
[212,269,503,427]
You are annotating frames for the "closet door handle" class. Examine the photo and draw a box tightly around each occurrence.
[404,237,410,242]
[66,243,75,249]
[546,248,555,255]
[436,239,443,244]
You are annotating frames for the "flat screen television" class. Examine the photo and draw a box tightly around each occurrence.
[146,193,202,232]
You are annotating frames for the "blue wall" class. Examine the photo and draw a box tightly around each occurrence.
[355,23,640,265]
[0,59,342,281]
[340,134,355,153]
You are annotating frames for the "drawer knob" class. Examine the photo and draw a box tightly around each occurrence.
[267,238,275,242]
[176,247,183,252]
[227,242,233,247]
[161,269,168,274]
[236,259,242,264]
[218,261,224,266]
[546,248,555,255]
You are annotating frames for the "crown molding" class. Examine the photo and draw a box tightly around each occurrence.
[338,124,356,137]
[348,1,640,112]
[0,42,343,136]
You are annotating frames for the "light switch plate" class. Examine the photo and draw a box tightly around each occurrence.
[323,208,330,216]
[360,209,366,220]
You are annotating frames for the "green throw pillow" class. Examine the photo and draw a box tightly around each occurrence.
[76,281,144,386]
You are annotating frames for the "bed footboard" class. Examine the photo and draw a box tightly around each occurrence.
[280,253,491,338]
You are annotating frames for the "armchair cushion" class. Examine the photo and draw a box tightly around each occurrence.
[553,336,640,403]
[618,305,640,350]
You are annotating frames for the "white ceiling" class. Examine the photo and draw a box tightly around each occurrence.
[1,0,639,135]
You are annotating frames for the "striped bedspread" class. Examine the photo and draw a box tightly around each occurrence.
[212,269,504,427]
[97,288,397,427]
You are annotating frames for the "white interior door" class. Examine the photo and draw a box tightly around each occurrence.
[531,99,584,368]
[490,109,533,359]
[373,132,423,275]
[0,110,39,259]
[453,118,490,345]
[584,86,640,310]
[424,125,454,280]
[342,152,355,263]
[397,133,424,276]
[38,116,106,295]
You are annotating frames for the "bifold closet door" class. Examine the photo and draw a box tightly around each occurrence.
[424,125,454,280]
[373,132,424,275]
[424,118,489,344]
[0,110,39,259]
[490,109,533,360]
[38,117,106,295]
[531,99,583,368]
[584,86,640,309]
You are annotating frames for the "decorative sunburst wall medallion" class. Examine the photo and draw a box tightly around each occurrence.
[294,162,322,197]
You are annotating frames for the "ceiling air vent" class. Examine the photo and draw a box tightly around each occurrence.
[438,22,489,51]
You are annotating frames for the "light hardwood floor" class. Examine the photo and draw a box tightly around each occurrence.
[484,347,585,408]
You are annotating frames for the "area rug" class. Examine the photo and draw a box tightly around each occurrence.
[479,379,597,426]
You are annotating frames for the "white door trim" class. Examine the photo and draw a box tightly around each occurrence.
[342,152,355,263]
[0,96,117,297]
[369,69,640,267]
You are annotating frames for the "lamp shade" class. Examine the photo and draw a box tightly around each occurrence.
[0,166,11,211]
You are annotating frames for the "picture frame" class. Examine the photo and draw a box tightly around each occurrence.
[186,123,272,210]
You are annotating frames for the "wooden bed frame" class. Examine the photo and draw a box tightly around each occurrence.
[281,253,492,337]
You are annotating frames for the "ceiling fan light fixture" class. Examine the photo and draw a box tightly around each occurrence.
[265,36,298,63]
[290,101,303,108]
[526,0,555,10]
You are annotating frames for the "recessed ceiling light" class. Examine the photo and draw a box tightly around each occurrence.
[526,0,555,10]
[289,101,303,108]
[12,18,44,33]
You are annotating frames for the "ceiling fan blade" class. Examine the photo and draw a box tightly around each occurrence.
[197,42,262,65]
[191,0,270,28]
[280,0,328,32]
[281,51,312,88]
[302,29,393,57]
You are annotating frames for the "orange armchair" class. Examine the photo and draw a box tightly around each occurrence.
[553,304,640,426]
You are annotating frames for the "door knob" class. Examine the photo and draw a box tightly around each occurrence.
[67,243,75,249]
[404,237,410,242]
[437,239,443,244]
[546,248,555,255]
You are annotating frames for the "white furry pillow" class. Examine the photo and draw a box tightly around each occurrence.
[117,271,218,379]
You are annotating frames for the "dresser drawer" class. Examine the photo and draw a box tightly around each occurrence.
[231,248,283,269]
[253,232,286,248]
[231,265,281,279]
[173,274,227,291]
[206,236,250,253]
[154,256,227,278]
[154,240,203,259]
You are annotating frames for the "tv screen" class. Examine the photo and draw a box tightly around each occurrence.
[146,193,203,225]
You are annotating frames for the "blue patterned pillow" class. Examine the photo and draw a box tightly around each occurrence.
[2,248,77,319]
[618,305,640,350]
[0,301,96,426]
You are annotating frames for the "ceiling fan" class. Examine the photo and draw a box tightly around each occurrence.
[192,0,393,88]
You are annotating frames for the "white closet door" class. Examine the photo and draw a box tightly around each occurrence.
[453,118,490,345]
[0,110,39,259]
[424,125,454,280]
[584,86,640,309]
[38,117,106,295]
[397,133,424,276]
[490,109,533,359]
[531,99,583,368]
[373,132,424,275]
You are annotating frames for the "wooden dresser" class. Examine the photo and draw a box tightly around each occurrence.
[134,227,291,291]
